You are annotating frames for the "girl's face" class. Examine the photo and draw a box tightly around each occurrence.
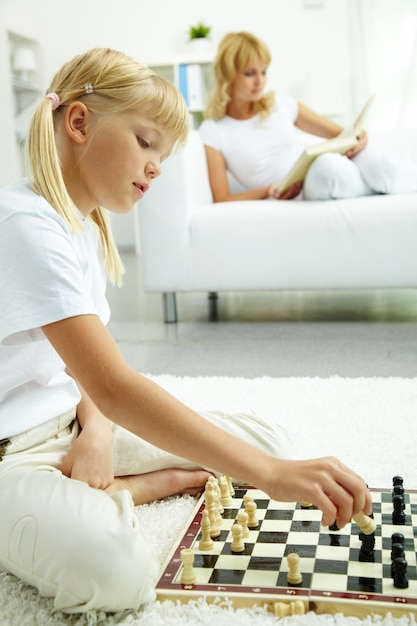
[230,56,268,104]
[66,109,174,217]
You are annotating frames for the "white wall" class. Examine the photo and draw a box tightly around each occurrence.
[1,0,353,188]
[1,0,352,102]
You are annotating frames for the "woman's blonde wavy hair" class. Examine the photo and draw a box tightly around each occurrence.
[26,48,189,285]
[205,32,276,121]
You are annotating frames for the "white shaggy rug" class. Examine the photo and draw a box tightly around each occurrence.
[0,375,416,626]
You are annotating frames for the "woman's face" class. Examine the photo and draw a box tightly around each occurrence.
[230,56,268,104]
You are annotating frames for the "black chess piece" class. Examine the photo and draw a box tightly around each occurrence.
[391,532,405,547]
[393,557,409,589]
[391,542,405,577]
[392,484,405,500]
[392,494,406,525]
[359,531,375,562]
[393,476,404,487]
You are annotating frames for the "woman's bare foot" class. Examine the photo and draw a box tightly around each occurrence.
[105,468,213,505]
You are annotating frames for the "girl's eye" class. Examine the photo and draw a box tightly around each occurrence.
[137,137,150,149]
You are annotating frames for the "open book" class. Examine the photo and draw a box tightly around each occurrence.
[277,95,375,195]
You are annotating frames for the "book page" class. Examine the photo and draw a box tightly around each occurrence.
[277,95,375,195]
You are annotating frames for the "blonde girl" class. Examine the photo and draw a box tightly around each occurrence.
[0,48,371,613]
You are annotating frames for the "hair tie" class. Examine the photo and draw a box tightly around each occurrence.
[85,83,94,94]
[45,92,60,110]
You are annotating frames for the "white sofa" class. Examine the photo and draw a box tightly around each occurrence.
[138,129,417,322]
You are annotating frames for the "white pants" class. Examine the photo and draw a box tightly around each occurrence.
[0,408,292,613]
[303,148,417,201]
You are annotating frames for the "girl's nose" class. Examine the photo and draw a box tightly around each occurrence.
[145,161,161,179]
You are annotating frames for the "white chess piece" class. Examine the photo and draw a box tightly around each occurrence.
[231,523,245,553]
[220,475,232,507]
[237,509,250,538]
[245,500,259,529]
[199,509,214,550]
[180,548,197,585]
[287,552,302,585]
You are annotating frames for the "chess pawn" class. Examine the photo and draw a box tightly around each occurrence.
[231,523,245,553]
[392,495,406,525]
[392,475,404,487]
[391,542,405,577]
[180,548,197,585]
[287,552,302,586]
[243,493,254,514]
[274,600,305,617]
[245,500,259,529]
[237,509,250,538]
[393,557,409,589]
[199,509,214,551]
[220,475,232,507]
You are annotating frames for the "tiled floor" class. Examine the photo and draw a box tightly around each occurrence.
[107,252,417,378]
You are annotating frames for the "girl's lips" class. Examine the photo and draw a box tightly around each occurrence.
[133,182,149,198]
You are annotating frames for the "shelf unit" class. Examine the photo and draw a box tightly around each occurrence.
[146,54,214,128]
[6,31,42,177]
[8,31,42,114]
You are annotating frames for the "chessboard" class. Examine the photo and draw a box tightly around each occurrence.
[155,479,417,618]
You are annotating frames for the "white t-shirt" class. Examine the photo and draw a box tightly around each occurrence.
[0,180,110,438]
[199,95,306,190]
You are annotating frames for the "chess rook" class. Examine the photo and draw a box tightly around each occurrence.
[180,548,196,585]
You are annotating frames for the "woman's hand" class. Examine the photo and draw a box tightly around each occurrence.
[346,129,368,158]
[268,180,303,200]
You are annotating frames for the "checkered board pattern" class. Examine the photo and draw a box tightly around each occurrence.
[155,487,417,617]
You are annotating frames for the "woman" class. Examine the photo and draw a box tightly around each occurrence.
[200,31,417,202]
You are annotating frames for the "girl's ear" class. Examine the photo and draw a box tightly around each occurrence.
[64,102,90,144]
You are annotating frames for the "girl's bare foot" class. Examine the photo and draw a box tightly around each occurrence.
[105,468,213,505]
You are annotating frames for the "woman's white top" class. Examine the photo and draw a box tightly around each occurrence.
[199,95,305,189]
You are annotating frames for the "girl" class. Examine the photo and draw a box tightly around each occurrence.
[200,31,417,202]
[0,47,371,613]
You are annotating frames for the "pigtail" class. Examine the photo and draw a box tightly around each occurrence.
[26,99,83,233]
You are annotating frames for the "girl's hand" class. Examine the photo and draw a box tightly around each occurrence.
[268,180,303,200]
[346,129,368,158]
[264,456,372,530]
[61,419,114,489]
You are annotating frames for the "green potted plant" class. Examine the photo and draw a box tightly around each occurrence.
[188,21,211,54]
[189,22,211,40]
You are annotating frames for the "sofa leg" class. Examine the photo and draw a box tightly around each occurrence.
[208,291,218,321]
[163,292,178,323]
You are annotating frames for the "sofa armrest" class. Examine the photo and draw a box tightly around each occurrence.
[138,130,213,291]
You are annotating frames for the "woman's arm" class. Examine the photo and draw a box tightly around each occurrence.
[295,102,344,138]
[204,145,271,202]
[204,146,301,202]
[296,102,368,157]
[42,314,372,528]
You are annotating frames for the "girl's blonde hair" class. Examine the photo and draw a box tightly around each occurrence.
[205,31,275,121]
[26,48,189,285]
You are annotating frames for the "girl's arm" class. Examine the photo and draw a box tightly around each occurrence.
[204,145,302,202]
[42,313,372,529]
[60,376,115,489]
